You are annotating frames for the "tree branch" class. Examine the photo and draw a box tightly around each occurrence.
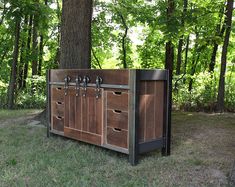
[91,48,102,69]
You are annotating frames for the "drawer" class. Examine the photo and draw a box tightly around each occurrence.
[51,115,64,132]
[51,86,64,101]
[107,109,128,130]
[51,101,64,117]
[106,127,128,149]
[106,91,128,111]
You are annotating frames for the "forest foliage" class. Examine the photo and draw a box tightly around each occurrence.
[0,0,234,111]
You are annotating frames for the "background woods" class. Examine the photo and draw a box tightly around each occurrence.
[0,0,234,112]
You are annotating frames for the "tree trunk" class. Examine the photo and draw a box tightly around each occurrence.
[38,35,43,76]
[23,15,33,88]
[38,0,48,76]
[183,35,190,76]
[32,14,38,76]
[176,0,188,75]
[209,4,226,73]
[217,0,234,112]
[18,16,28,89]
[118,11,128,69]
[60,0,93,69]
[7,18,21,109]
[163,0,174,156]
[188,31,199,92]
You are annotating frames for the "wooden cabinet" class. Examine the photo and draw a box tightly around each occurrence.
[47,69,171,165]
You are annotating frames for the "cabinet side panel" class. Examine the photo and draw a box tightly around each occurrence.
[154,81,164,138]
[139,81,164,143]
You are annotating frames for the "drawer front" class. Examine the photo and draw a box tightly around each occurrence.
[106,127,128,149]
[51,115,64,132]
[51,101,64,117]
[107,109,128,130]
[106,91,128,111]
[51,86,64,101]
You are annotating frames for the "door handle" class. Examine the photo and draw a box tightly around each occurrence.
[82,76,90,97]
[64,75,71,96]
[95,76,103,99]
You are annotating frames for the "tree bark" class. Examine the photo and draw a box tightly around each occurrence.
[217,0,234,112]
[176,0,188,75]
[163,0,174,156]
[60,0,93,69]
[209,4,226,73]
[118,11,128,69]
[18,16,28,89]
[23,15,33,88]
[7,18,21,109]
[38,35,43,76]
[32,14,38,76]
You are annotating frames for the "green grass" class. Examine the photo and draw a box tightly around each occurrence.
[0,110,234,186]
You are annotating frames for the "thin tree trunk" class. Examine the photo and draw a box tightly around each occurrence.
[217,0,234,112]
[32,15,38,76]
[92,48,102,69]
[38,0,48,76]
[176,0,188,75]
[183,35,190,76]
[60,0,92,69]
[209,4,226,73]
[23,15,33,88]
[118,12,128,69]
[7,18,21,109]
[188,31,199,92]
[163,0,174,156]
[18,16,28,89]
[38,35,43,76]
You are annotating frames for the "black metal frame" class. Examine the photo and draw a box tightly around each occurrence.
[46,70,51,138]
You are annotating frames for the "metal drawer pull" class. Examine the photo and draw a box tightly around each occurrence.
[56,116,63,120]
[113,110,122,114]
[64,75,71,96]
[82,76,90,97]
[75,76,82,96]
[95,76,103,99]
[56,102,63,105]
[56,87,62,90]
[113,128,122,132]
[113,91,122,95]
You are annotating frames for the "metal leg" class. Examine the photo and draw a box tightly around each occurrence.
[162,70,171,156]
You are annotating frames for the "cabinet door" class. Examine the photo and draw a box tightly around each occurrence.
[64,87,103,145]
[64,87,82,130]
[81,88,103,135]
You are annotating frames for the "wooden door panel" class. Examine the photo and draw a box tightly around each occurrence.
[82,88,103,135]
[64,88,82,130]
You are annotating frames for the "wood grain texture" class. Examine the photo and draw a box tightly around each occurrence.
[106,91,128,111]
[64,127,101,146]
[52,115,64,132]
[51,86,64,102]
[138,81,165,143]
[51,86,65,132]
[107,109,128,130]
[106,127,128,148]
[50,69,129,85]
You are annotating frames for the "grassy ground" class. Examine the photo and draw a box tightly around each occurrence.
[0,110,234,187]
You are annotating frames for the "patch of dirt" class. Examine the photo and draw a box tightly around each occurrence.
[0,112,43,128]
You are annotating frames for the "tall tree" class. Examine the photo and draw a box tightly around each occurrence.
[23,15,33,88]
[209,4,226,73]
[32,14,39,76]
[163,0,174,156]
[217,0,234,112]
[60,0,93,69]
[176,0,188,75]
[7,17,21,109]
